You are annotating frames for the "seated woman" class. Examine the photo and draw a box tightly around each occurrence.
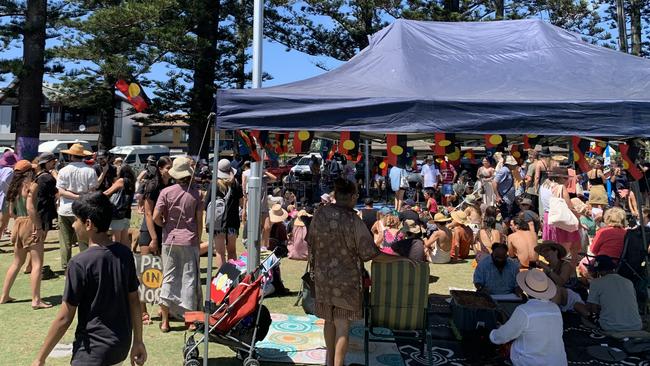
[390,219,425,262]
[578,207,627,277]
[474,215,502,265]
[536,241,586,312]
[268,204,290,295]
[424,213,453,264]
[371,213,403,250]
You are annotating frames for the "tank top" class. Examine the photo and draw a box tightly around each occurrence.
[588,170,605,186]
[13,195,28,217]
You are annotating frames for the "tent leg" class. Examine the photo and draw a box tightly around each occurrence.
[247,149,264,274]
[364,140,370,198]
[204,124,219,366]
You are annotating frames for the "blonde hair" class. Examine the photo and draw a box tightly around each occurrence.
[383,214,400,229]
[604,207,627,228]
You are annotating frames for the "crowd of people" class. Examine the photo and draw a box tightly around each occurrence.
[0,140,648,366]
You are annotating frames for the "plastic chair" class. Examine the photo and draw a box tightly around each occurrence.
[364,261,432,366]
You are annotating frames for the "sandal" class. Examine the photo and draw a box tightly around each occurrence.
[142,312,152,325]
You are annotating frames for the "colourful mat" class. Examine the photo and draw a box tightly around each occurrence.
[256,313,403,365]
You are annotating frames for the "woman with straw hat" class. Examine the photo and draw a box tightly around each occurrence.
[536,241,586,312]
[153,157,203,333]
[390,219,425,261]
[425,213,452,264]
[490,269,567,366]
[268,204,290,295]
[450,210,473,260]
[288,210,312,260]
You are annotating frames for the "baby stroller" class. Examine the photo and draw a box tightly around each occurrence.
[182,252,282,366]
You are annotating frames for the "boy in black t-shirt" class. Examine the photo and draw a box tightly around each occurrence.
[32,193,146,366]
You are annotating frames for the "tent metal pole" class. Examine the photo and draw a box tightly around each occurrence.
[247,149,264,274]
[364,140,370,197]
[204,123,219,366]
[252,0,263,88]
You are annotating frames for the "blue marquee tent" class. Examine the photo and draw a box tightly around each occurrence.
[216,19,650,137]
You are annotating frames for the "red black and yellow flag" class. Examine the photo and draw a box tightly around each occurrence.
[523,134,542,150]
[386,134,407,166]
[379,158,389,176]
[340,131,360,160]
[446,144,462,167]
[237,130,260,161]
[485,134,507,150]
[590,139,608,156]
[463,149,476,164]
[572,136,591,173]
[115,79,150,112]
[293,131,313,154]
[250,130,268,147]
[510,144,524,164]
[620,143,643,180]
[272,133,289,155]
[433,133,455,156]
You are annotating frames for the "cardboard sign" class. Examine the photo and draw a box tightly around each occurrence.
[134,254,163,304]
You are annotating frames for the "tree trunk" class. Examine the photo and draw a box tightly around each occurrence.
[494,0,504,20]
[630,0,642,56]
[445,0,460,14]
[97,76,116,151]
[188,0,219,158]
[616,0,629,53]
[235,0,247,89]
[15,0,46,161]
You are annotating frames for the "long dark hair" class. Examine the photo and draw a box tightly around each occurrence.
[7,169,34,203]
[119,164,136,194]
[144,156,172,196]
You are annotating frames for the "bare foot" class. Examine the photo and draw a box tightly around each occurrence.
[32,301,53,310]
[159,322,170,333]
[0,296,16,304]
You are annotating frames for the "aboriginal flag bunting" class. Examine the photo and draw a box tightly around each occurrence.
[523,134,542,150]
[485,134,508,150]
[620,143,643,180]
[572,136,591,173]
[510,144,524,164]
[386,134,407,166]
[340,131,360,160]
[115,79,150,112]
[433,133,455,156]
[237,130,260,161]
[293,131,313,154]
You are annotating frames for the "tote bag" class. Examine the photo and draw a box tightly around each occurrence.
[548,186,579,232]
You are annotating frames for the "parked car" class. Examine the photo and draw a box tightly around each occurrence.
[290,153,323,179]
[265,159,293,180]
[109,145,170,174]
[39,140,93,163]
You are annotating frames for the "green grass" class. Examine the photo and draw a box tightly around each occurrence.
[0,228,475,365]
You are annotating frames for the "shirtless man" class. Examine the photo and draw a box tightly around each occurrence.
[424,213,453,263]
[507,215,538,268]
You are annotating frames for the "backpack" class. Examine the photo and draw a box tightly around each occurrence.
[206,187,231,229]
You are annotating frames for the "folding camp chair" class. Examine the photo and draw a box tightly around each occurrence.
[364,261,432,366]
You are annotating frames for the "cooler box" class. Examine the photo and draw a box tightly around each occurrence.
[450,290,500,334]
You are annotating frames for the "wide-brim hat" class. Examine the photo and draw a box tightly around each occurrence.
[534,240,568,259]
[465,194,479,205]
[516,269,557,300]
[433,213,452,223]
[0,151,18,168]
[451,210,470,225]
[294,210,312,227]
[539,147,552,157]
[401,219,423,234]
[505,155,518,166]
[269,204,288,223]
[169,156,194,180]
[61,143,92,157]
[217,158,235,179]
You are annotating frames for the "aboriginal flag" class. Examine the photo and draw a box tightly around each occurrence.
[433,133,455,156]
[523,135,542,150]
[237,130,260,161]
[485,134,507,151]
[293,131,313,154]
[572,136,591,173]
[620,143,643,180]
[340,131,360,160]
[115,79,150,112]
[510,144,524,164]
[386,134,407,166]
[446,144,462,166]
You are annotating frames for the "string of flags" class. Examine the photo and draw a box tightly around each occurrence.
[233,130,645,181]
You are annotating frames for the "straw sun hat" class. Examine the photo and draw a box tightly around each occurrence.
[61,143,92,157]
[401,219,423,234]
[294,210,313,227]
[433,213,452,223]
[451,210,470,225]
[516,269,557,300]
[169,156,194,180]
[269,204,288,223]
[534,241,567,259]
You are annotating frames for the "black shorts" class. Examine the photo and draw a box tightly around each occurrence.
[138,221,163,246]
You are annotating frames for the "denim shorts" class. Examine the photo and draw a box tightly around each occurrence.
[442,184,454,196]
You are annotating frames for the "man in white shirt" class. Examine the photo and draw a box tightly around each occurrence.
[490,269,567,366]
[56,144,100,270]
[420,156,440,190]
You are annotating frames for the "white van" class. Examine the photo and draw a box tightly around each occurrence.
[38,140,93,163]
[109,145,170,173]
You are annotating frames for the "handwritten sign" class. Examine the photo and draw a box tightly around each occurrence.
[134,254,163,304]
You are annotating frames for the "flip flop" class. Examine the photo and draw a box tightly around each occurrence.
[32,302,53,310]
[142,313,152,325]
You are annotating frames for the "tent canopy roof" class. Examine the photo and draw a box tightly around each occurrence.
[217,19,650,137]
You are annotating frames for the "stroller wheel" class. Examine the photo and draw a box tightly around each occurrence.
[184,358,201,366]
[243,357,260,366]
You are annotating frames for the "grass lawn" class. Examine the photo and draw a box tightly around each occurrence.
[0,222,475,366]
